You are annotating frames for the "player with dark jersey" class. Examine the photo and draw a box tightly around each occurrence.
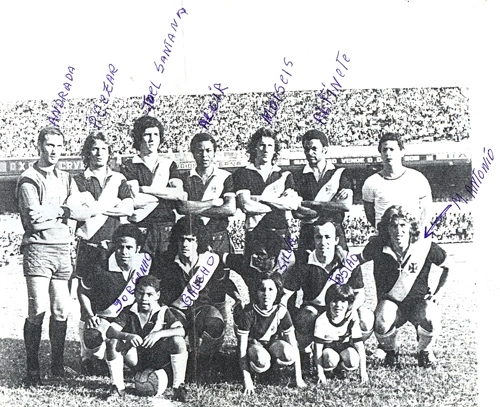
[355,205,450,368]
[176,132,236,255]
[120,116,185,259]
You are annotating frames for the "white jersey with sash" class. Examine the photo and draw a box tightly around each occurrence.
[246,166,295,231]
[129,155,173,223]
[76,168,123,240]
[174,252,221,309]
[385,238,432,302]
[97,252,153,318]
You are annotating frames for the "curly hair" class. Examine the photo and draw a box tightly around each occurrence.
[131,116,165,151]
[81,133,111,169]
[190,132,217,153]
[377,205,420,245]
[112,224,146,248]
[170,216,209,253]
[301,129,329,147]
[246,128,281,165]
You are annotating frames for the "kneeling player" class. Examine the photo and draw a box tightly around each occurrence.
[77,224,152,375]
[356,205,450,367]
[235,273,306,394]
[106,276,188,401]
[314,284,368,383]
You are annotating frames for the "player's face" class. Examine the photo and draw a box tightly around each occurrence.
[327,299,349,322]
[135,285,160,312]
[303,139,327,166]
[38,134,64,167]
[380,140,404,166]
[313,223,339,259]
[114,236,140,270]
[388,218,411,250]
[89,139,109,169]
[140,127,161,155]
[254,136,275,165]
[256,279,277,310]
[192,140,215,170]
[251,248,275,272]
[178,235,198,260]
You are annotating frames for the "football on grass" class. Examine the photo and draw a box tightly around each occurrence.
[134,368,168,396]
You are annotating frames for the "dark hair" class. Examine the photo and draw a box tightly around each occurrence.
[254,272,284,305]
[38,126,64,145]
[190,133,217,153]
[135,275,161,293]
[246,225,284,260]
[112,224,145,248]
[81,133,111,169]
[131,116,165,150]
[377,205,420,245]
[378,133,404,153]
[325,283,355,312]
[247,128,281,165]
[302,129,329,148]
[170,216,209,253]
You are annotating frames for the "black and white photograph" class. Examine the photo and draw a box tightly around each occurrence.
[0,1,497,406]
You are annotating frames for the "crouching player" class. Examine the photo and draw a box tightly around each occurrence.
[355,205,450,368]
[106,275,188,401]
[314,284,368,383]
[235,273,306,394]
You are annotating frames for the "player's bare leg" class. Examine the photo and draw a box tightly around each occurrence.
[374,299,405,366]
[411,299,441,367]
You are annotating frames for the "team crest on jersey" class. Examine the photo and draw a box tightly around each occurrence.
[409,263,418,273]
[211,184,217,194]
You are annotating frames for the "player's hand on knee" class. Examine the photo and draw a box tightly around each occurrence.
[141,332,161,349]
[127,334,143,348]
[86,315,101,329]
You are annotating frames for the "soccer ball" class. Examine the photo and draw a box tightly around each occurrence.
[134,368,168,396]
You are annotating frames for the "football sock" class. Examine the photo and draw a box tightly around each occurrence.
[79,320,92,360]
[417,325,437,352]
[171,352,188,388]
[49,317,67,374]
[106,354,125,390]
[24,319,42,375]
[375,327,398,352]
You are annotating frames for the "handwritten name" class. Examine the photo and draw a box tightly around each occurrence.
[330,252,359,285]
[313,51,350,125]
[199,83,228,130]
[142,8,188,114]
[181,255,217,307]
[112,253,152,314]
[88,64,119,130]
[261,57,293,125]
[48,66,76,127]
[277,236,296,274]
[424,147,494,238]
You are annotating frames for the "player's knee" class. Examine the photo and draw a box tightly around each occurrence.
[416,301,440,332]
[322,348,340,370]
[204,317,225,339]
[248,346,271,373]
[168,335,187,354]
[278,342,295,364]
[341,348,359,369]
[358,307,374,332]
[374,308,397,334]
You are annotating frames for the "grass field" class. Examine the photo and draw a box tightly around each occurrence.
[0,242,477,407]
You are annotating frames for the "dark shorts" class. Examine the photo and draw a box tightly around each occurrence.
[138,222,174,259]
[207,230,233,256]
[23,244,72,280]
[382,296,428,327]
[75,240,108,280]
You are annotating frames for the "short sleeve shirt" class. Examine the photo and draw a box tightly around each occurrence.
[314,311,362,345]
[362,168,432,227]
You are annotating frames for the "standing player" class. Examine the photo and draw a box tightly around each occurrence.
[120,116,186,259]
[17,127,93,386]
[362,133,432,229]
[176,132,236,255]
[281,220,373,373]
[293,129,352,260]
[355,205,450,367]
[106,275,188,401]
[232,128,300,256]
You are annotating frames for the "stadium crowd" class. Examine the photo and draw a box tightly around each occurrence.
[0,87,469,158]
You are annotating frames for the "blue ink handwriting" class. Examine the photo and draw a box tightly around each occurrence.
[199,83,228,130]
[181,254,216,307]
[277,236,296,274]
[261,57,293,125]
[88,64,118,130]
[48,66,75,127]
[314,51,350,125]
[330,252,359,285]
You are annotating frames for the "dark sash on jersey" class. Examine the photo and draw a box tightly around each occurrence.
[307,250,340,307]
[97,252,153,318]
[129,156,173,223]
[174,252,221,309]
[386,239,432,302]
[198,168,231,225]
[247,170,291,231]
